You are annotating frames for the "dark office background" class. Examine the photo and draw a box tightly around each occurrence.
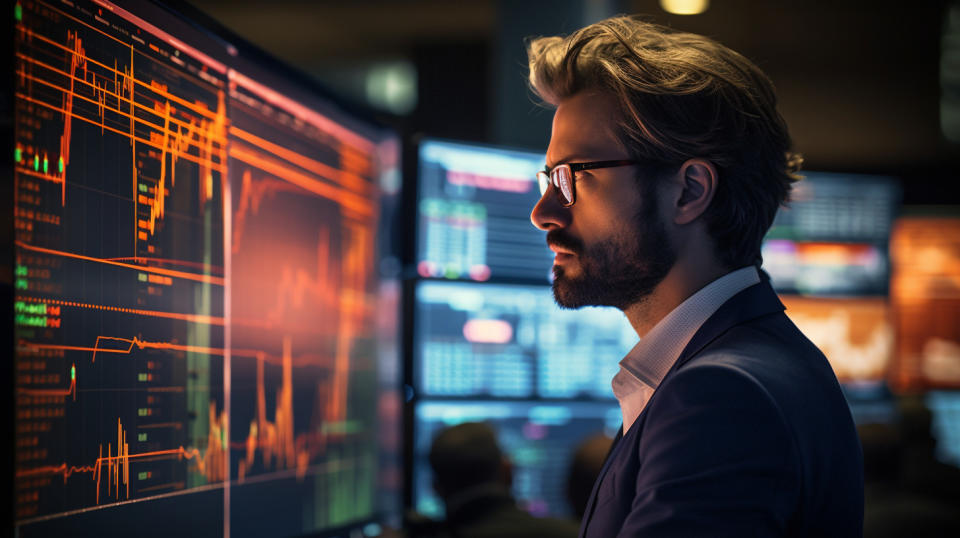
[188,0,960,207]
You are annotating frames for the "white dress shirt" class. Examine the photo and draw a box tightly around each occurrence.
[612,266,762,433]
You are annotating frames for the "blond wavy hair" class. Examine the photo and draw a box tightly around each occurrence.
[528,16,802,269]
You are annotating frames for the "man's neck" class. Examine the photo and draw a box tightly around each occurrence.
[623,250,730,338]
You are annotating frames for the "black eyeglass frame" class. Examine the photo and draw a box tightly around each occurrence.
[537,159,639,207]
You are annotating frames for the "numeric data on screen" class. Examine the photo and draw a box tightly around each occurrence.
[416,140,553,282]
[415,281,636,399]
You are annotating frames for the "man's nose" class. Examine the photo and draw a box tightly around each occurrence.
[531,187,571,231]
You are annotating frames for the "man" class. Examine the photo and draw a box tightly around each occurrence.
[423,422,579,538]
[527,16,864,537]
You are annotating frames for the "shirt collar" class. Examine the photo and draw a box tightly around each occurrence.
[617,266,762,390]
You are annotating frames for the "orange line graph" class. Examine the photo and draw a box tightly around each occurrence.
[232,222,377,482]
[18,334,267,363]
[16,295,225,326]
[266,226,340,323]
[237,337,315,482]
[16,407,227,504]
[59,29,82,205]
[17,364,77,401]
[138,91,225,240]
[139,422,183,430]
[229,126,372,195]
[17,30,139,205]
[231,169,305,254]
[17,24,228,250]
[89,335,225,362]
[229,144,374,218]
[20,23,221,121]
[15,30,227,149]
[102,256,223,275]
[329,222,374,422]
[16,240,224,286]
[14,166,64,186]
[15,90,226,174]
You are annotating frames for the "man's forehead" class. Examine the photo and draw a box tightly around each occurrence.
[547,91,625,164]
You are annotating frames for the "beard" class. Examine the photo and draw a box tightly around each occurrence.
[549,193,676,310]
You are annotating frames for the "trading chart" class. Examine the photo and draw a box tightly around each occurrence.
[12,1,399,535]
[14,0,228,523]
[226,69,388,532]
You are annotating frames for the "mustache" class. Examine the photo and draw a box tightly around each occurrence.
[546,230,583,254]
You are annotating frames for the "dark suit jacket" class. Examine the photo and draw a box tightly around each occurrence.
[579,281,864,537]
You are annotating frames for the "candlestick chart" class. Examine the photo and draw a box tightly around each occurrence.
[12,0,400,535]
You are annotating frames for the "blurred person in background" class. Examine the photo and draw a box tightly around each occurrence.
[565,433,613,521]
[408,422,578,538]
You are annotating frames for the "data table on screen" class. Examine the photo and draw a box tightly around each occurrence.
[416,140,553,282]
[414,281,636,400]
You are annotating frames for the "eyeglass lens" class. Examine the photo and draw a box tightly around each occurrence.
[537,166,574,206]
[554,165,573,205]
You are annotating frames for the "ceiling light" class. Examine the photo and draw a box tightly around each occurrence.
[660,0,710,15]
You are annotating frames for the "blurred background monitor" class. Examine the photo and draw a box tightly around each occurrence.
[415,138,551,282]
[762,172,901,296]
[759,172,902,390]
[414,281,635,400]
[889,217,960,391]
[927,391,960,468]
[409,138,637,522]
[780,296,894,384]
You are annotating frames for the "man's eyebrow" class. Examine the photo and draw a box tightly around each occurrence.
[544,154,585,169]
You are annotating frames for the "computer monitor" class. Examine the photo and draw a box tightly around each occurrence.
[410,278,633,519]
[410,138,636,521]
[413,400,621,519]
[759,172,901,386]
[927,391,960,468]
[889,216,960,391]
[762,171,900,296]
[779,295,894,384]
[414,281,636,400]
[415,139,551,282]
[11,1,401,536]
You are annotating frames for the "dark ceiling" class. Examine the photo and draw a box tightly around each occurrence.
[188,0,959,205]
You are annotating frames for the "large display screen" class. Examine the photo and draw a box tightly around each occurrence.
[927,391,960,468]
[888,217,960,391]
[414,281,636,400]
[762,171,900,296]
[780,296,894,383]
[12,1,400,536]
[413,400,620,519]
[415,139,551,282]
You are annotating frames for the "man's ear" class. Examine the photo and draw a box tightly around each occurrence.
[673,158,717,225]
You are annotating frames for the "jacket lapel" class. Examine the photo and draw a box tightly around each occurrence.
[577,280,784,537]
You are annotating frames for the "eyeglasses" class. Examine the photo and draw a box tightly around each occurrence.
[537,160,638,207]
